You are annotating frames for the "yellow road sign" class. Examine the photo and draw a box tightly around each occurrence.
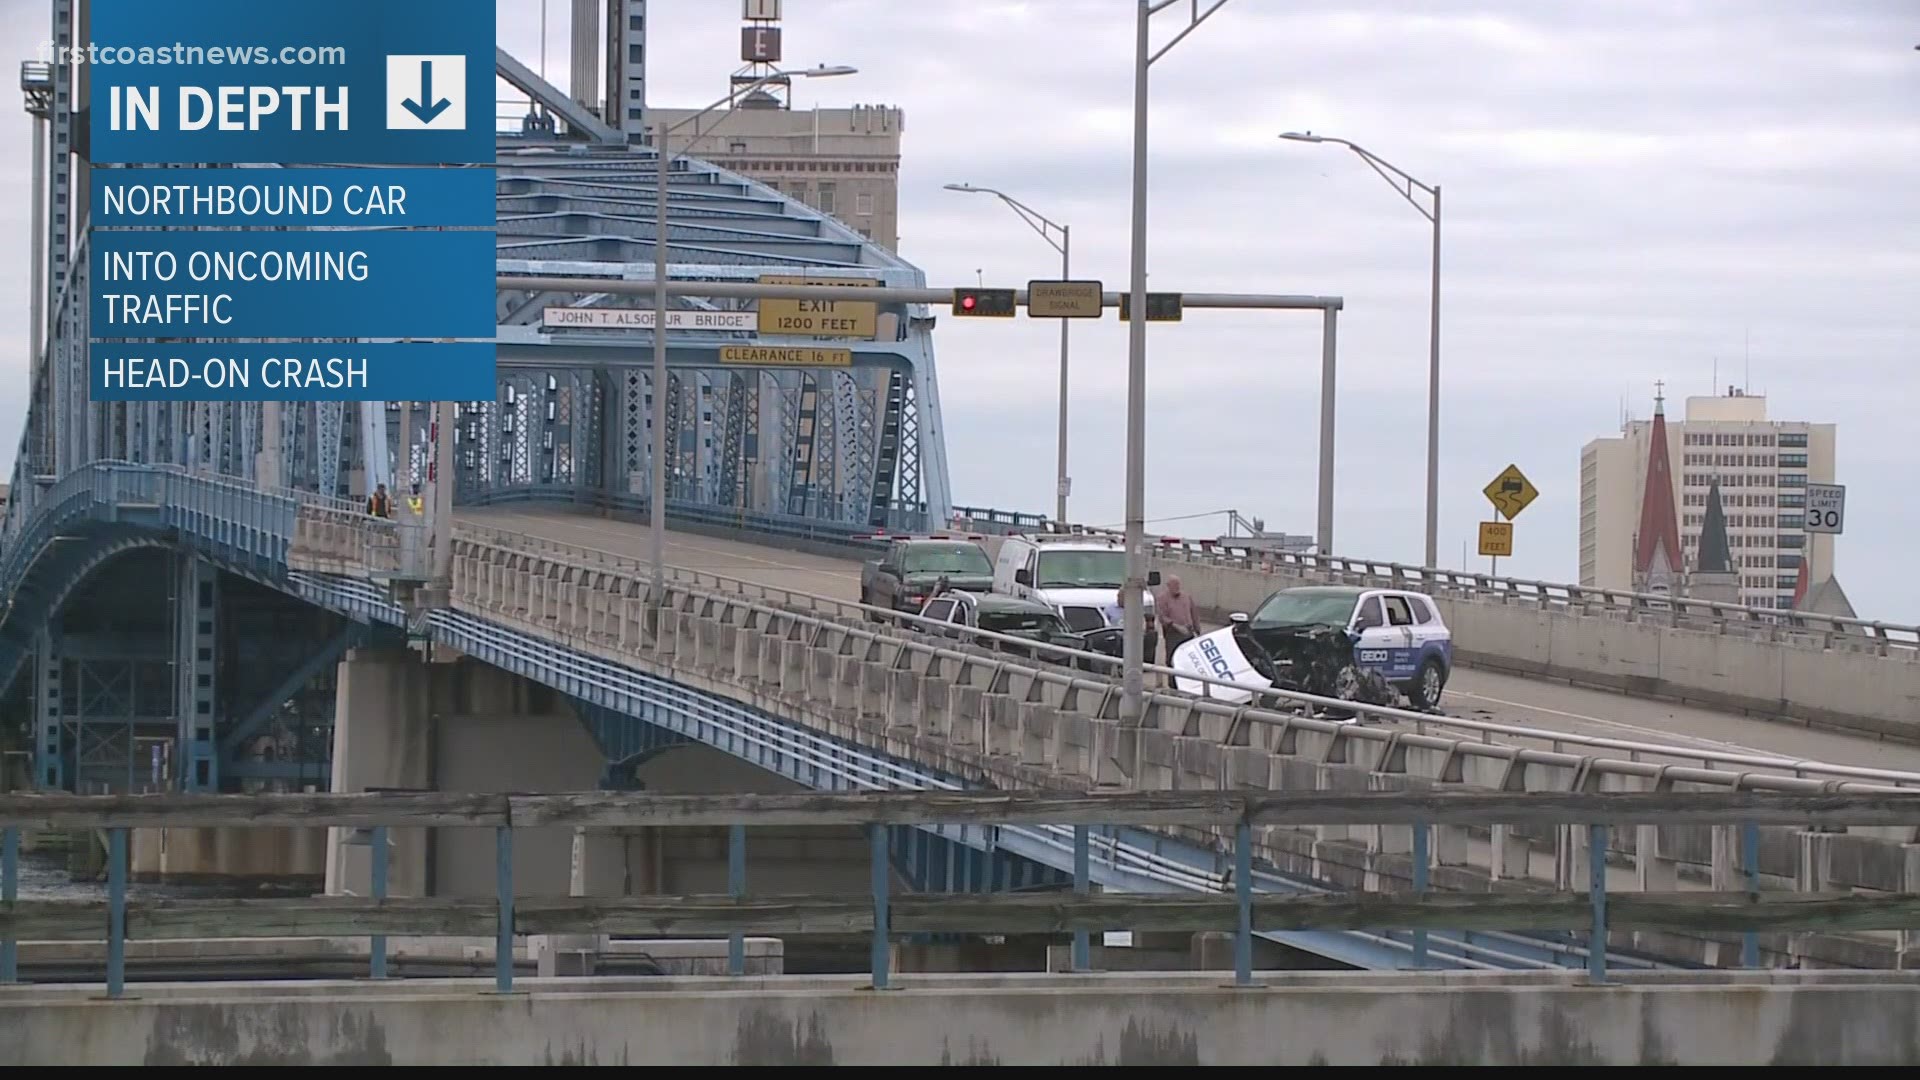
[1026,279,1104,318]
[719,346,850,367]
[1483,464,1539,520]
[1478,521,1513,557]
[755,274,879,339]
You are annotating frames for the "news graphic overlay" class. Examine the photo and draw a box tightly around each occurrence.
[83,0,496,402]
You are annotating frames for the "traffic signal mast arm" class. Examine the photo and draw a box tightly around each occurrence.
[496,275,1344,314]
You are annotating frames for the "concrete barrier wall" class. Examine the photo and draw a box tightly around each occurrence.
[446,538,1920,971]
[8,972,1919,1065]
[1146,551,1920,740]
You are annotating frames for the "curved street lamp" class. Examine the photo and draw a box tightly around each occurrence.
[1281,130,1442,570]
[649,64,858,611]
[942,182,1073,524]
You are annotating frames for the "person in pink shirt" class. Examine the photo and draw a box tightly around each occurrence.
[1155,574,1200,663]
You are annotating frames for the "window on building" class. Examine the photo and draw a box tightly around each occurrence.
[1779,432,1808,448]
[856,191,874,216]
[1777,534,1805,548]
[1779,453,1808,468]
[817,182,836,215]
[1779,514,1804,529]
[1779,473,1807,488]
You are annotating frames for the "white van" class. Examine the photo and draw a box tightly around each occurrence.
[990,534,1159,656]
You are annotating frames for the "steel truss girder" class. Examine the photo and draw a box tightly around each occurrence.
[33,631,62,789]
[220,621,364,768]
[172,555,219,791]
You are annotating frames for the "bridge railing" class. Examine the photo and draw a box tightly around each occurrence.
[947,505,1917,653]
[5,788,1918,995]
[450,521,1920,791]
[290,503,425,579]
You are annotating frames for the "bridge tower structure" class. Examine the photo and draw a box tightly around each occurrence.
[0,21,954,794]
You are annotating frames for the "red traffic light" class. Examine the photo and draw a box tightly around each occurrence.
[951,287,1016,317]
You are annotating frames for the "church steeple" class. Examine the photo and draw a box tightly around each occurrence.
[1633,383,1683,593]
[1697,476,1732,575]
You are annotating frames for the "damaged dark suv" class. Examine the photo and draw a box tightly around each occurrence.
[1168,585,1453,714]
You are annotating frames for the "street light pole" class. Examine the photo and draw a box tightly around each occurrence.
[941,183,1072,523]
[1056,223,1071,524]
[1425,184,1441,570]
[1121,0,1232,730]
[648,64,857,616]
[1280,131,1441,569]
[1123,0,1151,728]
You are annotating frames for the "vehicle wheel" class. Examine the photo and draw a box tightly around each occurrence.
[1409,658,1446,711]
[1324,664,1363,722]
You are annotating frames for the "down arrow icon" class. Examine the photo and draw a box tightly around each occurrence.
[402,59,452,124]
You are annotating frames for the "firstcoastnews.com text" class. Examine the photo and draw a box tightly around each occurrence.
[36,42,347,67]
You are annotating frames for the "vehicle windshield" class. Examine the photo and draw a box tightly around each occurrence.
[1035,550,1126,588]
[1249,589,1360,630]
[902,543,992,575]
[979,609,1068,636]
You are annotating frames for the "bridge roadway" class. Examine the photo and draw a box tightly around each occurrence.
[457,506,1920,773]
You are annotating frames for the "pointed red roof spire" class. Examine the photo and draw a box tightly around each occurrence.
[1634,382,1683,583]
[1791,551,1810,609]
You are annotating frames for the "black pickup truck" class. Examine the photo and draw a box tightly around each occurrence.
[858,536,995,616]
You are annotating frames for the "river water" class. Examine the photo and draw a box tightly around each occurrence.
[15,849,310,901]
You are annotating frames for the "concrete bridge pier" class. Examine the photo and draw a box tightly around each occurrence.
[324,645,621,900]
[318,646,877,971]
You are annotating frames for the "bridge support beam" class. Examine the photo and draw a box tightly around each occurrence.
[172,556,220,792]
[32,631,62,790]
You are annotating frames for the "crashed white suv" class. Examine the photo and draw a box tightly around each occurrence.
[1170,584,1453,712]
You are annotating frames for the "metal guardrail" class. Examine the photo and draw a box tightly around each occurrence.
[7,788,1918,995]
[949,505,1918,653]
[463,485,925,548]
[452,520,1920,791]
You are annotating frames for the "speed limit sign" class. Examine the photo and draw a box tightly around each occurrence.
[1806,483,1846,534]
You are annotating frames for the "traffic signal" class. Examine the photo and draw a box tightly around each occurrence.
[1117,291,1184,322]
[951,287,1017,317]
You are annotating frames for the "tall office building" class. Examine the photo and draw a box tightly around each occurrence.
[648,95,905,252]
[565,0,905,251]
[1579,385,1842,611]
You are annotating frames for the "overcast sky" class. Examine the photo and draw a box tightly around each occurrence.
[0,1,1913,617]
